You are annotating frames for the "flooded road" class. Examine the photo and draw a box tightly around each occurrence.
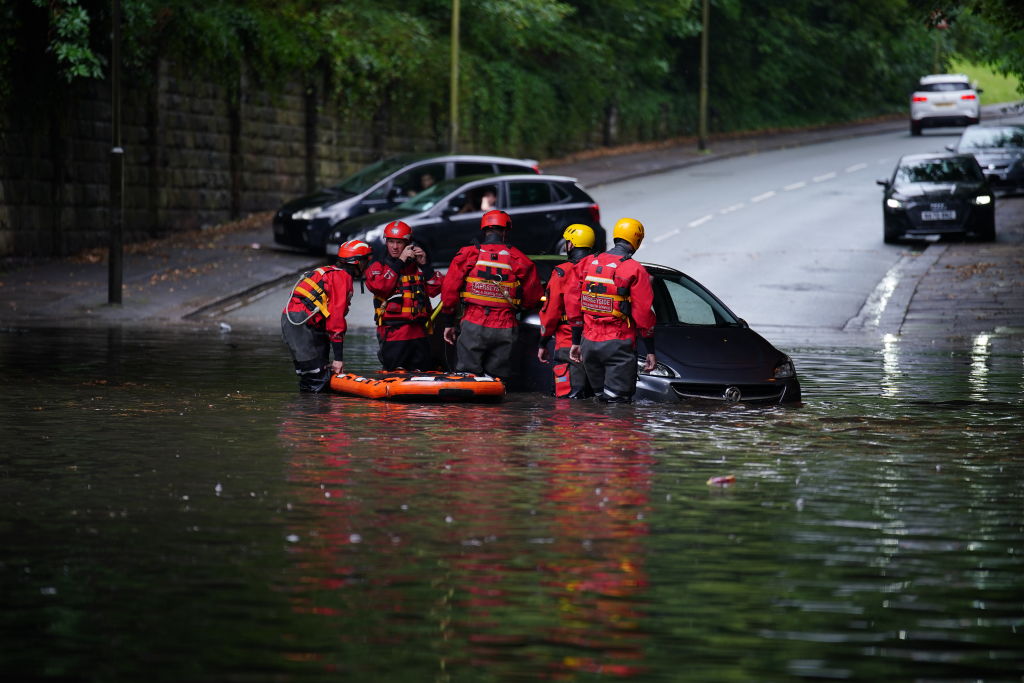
[1,327,1022,681]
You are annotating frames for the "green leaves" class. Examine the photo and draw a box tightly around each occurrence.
[32,0,103,82]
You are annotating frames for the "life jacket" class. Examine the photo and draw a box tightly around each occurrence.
[461,245,522,309]
[579,253,632,320]
[290,266,342,320]
[374,271,432,326]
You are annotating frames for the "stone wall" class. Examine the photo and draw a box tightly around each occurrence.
[0,62,441,257]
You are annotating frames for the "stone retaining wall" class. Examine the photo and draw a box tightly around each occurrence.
[0,62,441,257]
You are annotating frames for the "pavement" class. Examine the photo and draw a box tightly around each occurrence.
[1,106,1022,346]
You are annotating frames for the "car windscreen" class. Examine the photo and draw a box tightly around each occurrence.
[396,178,473,212]
[960,127,1024,150]
[330,157,412,194]
[895,158,984,185]
[654,274,740,326]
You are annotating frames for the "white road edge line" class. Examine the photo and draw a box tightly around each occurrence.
[688,215,713,228]
[783,181,806,191]
[751,191,775,203]
[813,172,837,182]
[720,203,745,214]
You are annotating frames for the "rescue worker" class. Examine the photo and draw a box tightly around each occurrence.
[440,210,543,379]
[281,239,372,392]
[364,220,444,370]
[536,224,598,398]
[568,217,656,403]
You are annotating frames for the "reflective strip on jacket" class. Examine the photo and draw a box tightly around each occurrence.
[441,243,543,329]
[575,253,656,342]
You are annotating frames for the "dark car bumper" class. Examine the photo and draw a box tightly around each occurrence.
[272,216,334,252]
[637,375,801,403]
[884,203,994,238]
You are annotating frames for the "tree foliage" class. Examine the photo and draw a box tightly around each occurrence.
[2,0,1021,157]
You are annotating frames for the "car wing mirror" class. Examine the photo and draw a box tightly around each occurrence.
[876,178,890,187]
[387,187,403,202]
[737,318,749,329]
[945,143,956,152]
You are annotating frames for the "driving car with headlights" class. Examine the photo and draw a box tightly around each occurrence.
[877,152,995,243]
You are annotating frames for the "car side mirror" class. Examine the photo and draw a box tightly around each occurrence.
[876,178,890,187]
[737,318,749,329]
[387,187,402,202]
[945,144,956,152]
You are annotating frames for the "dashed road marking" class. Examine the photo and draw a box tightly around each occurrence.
[653,228,681,243]
[813,171,837,182]
[751,191,776,203]
[721,203,745,214]
[688,214,713,228]
[845,163,867,173]
[783,181,806,191]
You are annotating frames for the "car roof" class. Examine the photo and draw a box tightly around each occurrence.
[443,173,581,186]
[919,73,970,85]
[527,254,684,278]
[380,153,539,166]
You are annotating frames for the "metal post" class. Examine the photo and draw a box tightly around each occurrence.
[108,0,124,304]
[449,0,460,153]
[698,0,709,152]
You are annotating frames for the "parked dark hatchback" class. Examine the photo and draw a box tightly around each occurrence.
[946,124,1024,195]
[272,154,540,253]
[326,174,606,264]
[877,152,995,243]
[435,257,801,404]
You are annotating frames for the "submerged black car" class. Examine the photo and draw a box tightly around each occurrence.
[947,124,1024,195]
[326,174,606,265]
[877,152,995,243]
[436,257,801,404]
[273,154,540,253]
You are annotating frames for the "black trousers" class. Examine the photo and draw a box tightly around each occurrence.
[281,312,331,392]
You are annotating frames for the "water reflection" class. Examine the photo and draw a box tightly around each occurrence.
[0,328,1021,681]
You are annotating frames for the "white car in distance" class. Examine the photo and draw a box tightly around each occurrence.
[910,73,981,136]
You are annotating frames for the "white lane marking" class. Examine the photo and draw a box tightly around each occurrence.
[845,163,867,173]
[688,214,713,228]
[653,228,681,243]
[720,203,745,214]
[813,172,837,182]
[751,191,776,203]
[783,181,806,191]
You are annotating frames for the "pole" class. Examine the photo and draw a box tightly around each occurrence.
[697,0,709,152]
[108,0,124,304]
[449,0,460,153]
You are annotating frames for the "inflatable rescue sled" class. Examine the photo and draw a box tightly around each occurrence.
[330,371,505,402]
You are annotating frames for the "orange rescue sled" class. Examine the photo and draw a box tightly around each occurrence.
[330,370,505,402]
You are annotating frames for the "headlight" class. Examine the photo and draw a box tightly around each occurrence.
[292,207,321,221]
[885,197,903,210]
[773,358,795,379]
[638,360,677,378]
[972,195,992,206]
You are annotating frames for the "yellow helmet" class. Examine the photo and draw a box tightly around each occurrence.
[613,217,645,250]
[562,223,595,250]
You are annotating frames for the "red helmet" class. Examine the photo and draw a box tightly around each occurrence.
[481,210,511,230]
[337,239,372,260]
[383,220,412,240]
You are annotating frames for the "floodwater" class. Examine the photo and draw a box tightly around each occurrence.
[1,327,1022,682]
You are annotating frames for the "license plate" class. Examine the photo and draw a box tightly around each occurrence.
[934,101,954,107]
[921,210,955,221]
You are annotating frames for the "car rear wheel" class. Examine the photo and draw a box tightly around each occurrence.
[910,120,922,137]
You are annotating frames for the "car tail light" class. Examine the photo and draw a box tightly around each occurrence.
[912,95,928,102]
[588,203,600,225]
[961,93,976,100]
